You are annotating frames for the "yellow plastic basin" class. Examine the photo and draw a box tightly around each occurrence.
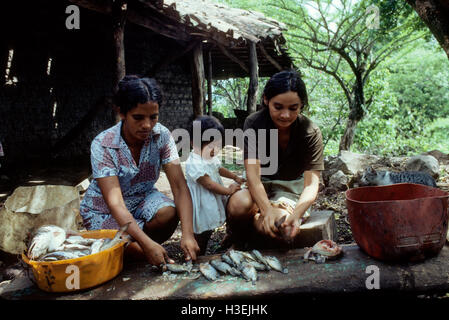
[22,229,125,293]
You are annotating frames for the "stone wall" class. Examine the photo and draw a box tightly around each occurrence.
[0,1,194,170]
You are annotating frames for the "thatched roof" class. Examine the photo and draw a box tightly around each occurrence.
[71,0,293,79]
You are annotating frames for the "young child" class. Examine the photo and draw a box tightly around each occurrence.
[185,115,245,255]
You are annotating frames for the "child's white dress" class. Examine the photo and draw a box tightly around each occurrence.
[185,151,227,234]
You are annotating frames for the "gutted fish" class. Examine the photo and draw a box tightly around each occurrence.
[199,262,219,281]
[311,240,342,258]
[304,240,342,263]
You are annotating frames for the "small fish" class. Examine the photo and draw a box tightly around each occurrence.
[229,267,242,277]
[239,263,258,285]
[237,250,257,262]
[251,249,270,269]
[199,262,219,281]
[166,261,193,273]
[221,253,235,267]
[247,260,269,271]
[55,243,91,252]
[265,256,288,273]
[28,225,67,260]
[210,259,233,274]
[38,250,88,261]
[90,239,105,254]
[100,222,131,251]
[65,236,96,246]
[228,249,243,267]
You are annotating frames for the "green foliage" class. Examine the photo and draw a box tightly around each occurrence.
[212,77,268,118]
[210,0,449,157]
[351,43,449,156]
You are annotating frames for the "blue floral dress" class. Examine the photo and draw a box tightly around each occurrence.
[80,121,179,230]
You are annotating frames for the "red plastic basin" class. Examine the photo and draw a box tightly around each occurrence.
[345,183,448,262]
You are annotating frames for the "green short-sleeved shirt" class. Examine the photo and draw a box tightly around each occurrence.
[243,108,324,181]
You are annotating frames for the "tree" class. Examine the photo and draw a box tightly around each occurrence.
[405,0,449,60]
[212,78,268,117]
[272,0,426,151]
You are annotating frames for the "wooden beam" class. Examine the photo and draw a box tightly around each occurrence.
[258,42,282,71]
[217,44,249,73]
[191,42,205,117]
[207,49,213,116]
[247,41,259,114]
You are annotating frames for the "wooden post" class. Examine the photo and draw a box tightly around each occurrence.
[112,0,127,92]
[191,42,205,117]
[247,41,259,114]
[207,49,213,116]
[112,0,127,123]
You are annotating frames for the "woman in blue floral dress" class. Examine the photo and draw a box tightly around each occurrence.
[80,75,199,266]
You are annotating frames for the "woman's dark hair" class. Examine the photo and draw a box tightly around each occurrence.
[262,70,308,110]
[188,115,225,150]
[114,75,163,114]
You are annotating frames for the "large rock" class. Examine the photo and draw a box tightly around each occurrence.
[405,155,440,179]
[422,150,449,165]
[335,151,380,175]
[328,170,348,191]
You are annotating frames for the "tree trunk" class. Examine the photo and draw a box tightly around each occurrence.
[247,41,259,114]
[339,82,365,151]
[406,0,449,59]
[339,118,359,151]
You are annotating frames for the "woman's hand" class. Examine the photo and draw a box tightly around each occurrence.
[281,214,302,240]
[180,234,200,261]
[260,206,285,239]
[141,238,174,267]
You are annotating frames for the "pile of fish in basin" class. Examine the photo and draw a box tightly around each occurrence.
[26,222,130,261]
[161,240,343,285]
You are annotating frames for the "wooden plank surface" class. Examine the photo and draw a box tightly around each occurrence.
[5,244,449,300]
